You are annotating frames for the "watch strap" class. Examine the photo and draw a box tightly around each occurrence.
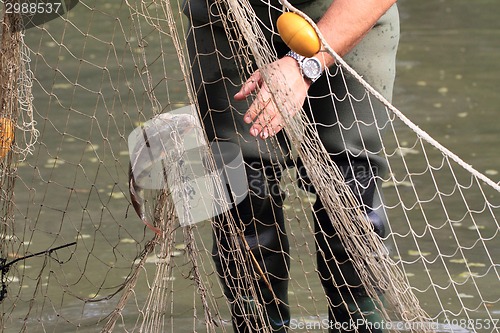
[285,50,322,83]
[285,50,305,63]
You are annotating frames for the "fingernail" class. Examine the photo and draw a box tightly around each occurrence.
[244,115,251,124]
[250,128,259,137]
[261,130,269,139]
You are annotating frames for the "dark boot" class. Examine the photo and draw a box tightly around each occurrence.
[315,205,387,333]
[327,292,386,333]
[212,164,290,332]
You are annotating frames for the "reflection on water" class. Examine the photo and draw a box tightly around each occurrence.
[4,0,499,332]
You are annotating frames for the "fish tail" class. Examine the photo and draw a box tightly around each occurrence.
[141,217,162,235]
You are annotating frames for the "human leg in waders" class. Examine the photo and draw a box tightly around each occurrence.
[184,1,399,332]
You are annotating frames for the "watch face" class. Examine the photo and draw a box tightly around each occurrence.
[302,58,322,80]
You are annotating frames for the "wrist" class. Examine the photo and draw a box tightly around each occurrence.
[313,52,334,71]
[282,56,310,86]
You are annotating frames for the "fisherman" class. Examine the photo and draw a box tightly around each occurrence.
[183,0,400,332]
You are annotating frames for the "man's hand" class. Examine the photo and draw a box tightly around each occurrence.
[234,56,310,139]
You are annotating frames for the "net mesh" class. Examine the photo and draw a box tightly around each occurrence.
[0,0,498,332]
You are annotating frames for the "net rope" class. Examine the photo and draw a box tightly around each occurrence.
[0,1,498,333]
[220,0,430,327]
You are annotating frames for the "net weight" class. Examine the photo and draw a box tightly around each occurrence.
[4,2,62,15]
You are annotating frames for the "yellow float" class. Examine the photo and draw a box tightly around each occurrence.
[0,118,15,158]
[277,12,321,58]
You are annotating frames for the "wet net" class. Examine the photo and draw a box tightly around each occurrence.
[0,0,498,332]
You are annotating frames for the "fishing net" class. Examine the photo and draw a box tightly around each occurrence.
[0,0,498,332]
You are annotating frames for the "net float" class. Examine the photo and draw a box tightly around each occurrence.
[0,118,15,159]
[277,12,321,58]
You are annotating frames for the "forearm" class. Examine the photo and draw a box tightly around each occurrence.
[314,0,397,68]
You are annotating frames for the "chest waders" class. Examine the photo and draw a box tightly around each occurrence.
[184,1,400,331]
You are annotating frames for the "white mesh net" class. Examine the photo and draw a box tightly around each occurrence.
[0,1,498,333]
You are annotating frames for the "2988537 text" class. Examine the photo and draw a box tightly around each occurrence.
[4,1,62,15]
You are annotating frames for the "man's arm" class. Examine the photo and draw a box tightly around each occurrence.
[314,0,397,68]
[236,0,397,139]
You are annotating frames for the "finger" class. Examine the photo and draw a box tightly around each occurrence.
[249,106,275,138]
[245,96,275,136]
[234,71,262,101]
[259,114,285,139]
[247,92,281,138]
[243,85,273,125]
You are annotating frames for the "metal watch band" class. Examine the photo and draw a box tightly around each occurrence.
[285,50,322,82]
[285,50,305,63]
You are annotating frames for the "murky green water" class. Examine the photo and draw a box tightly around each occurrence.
[3,0,499,332]
[392,0,500,325]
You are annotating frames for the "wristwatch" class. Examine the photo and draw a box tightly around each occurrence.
[285,50,323,83]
